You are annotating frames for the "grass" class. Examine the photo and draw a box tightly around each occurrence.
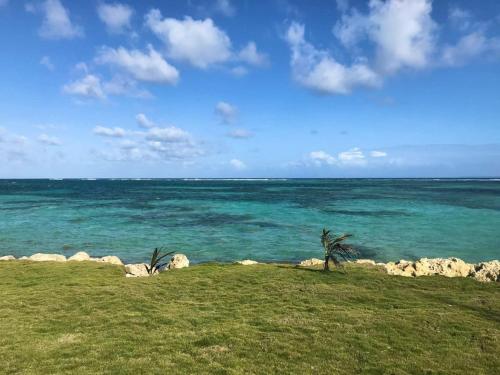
[0,261,499,374]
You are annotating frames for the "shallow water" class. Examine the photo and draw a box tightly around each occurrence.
[0,179,499,264]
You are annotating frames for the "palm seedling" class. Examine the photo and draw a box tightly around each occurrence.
[321,228,357,271]
[145,247,175,275]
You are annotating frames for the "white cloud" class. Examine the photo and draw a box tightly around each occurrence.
[135,113,156,128]
[370,150,387,158]
[310,151,337,165]
[0,128,29,145]
[441,31,500,67]
[338,147,366,165]
[230,158,246,170]
[119,139,137,149]
[335,0,349,13]
[333,0,436,74]
[92,123,203,163]
[230,66,248,77]
[29,0,83,40]
[11,135,29,145]
[238,41,269,66]
[101,75,153,99]
[97,2,133,34]
[96,45,179,85]
[145,126,192,143]
[40,55,55,70]
[145,9,232,69]
[309,148,371,166]
[63,74,105,99]
[289,0,500,95]
[215,101,237,124]
[228,129,253,139]
[448,7,473,31]
[93,126,126,138]
[285,0,447,95]
[214,0,235,17]
[286,22,381,94]
[38,133,61,146]
[74,62,88,73]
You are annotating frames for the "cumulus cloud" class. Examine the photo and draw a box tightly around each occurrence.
[40,55,55,70]
[146,126,192,143]
[308,148,373,166]
[95,45,179,85]
[101,75,153,99]
[97,2,133,34]
[145,9,232,69]
[0,128,28,145]
[38,133,61,146]
[441,31,500,67]
[135,113,156,128]
[230,66,248,77]
[28,0,83,40]
[339,147,366,165]
[143,126,203,161]
[335,0,349,13]
[215,101,237,124]
[287,0,500,96]
[93,126,126,137]
[334,0,436,74]
[230,158,246,170]
[286,22,381,94]
[370,150,387,158]
[228,129,253,139]
[238,41,269,66]
[214,0,235,17]
[63,74,105,99]
[92,122,203,163]
[448,7,473,32]
[310,150,336,165]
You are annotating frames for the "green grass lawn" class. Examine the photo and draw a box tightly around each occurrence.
[0,261,499,374]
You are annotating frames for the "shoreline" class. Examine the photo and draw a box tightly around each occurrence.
[1,252,499,283]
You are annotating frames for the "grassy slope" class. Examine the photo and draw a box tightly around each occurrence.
[0,261,499,375]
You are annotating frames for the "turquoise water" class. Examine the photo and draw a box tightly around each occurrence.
[0,179,499,264]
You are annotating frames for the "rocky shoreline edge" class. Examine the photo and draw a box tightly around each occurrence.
[1,253,499,283]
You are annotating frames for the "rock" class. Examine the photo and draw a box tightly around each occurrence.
[385,257,475,279]
[99,255,123,266]
[384,260,416,277]
[236,259,259,265]
[68,251,91,261]
[472,261,500,283]
[30,253,66,262]
[298,258,323,267]
[413,258,474,278]
[124,263,150,277]
[19,256,29,260]
[167,254,190,269]
[355,259,376,265]
[0,255,16,261]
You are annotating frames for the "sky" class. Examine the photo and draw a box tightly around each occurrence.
[0,0,499,178]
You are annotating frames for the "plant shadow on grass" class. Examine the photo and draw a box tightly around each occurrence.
[413,289,500,325]
[277,265,349,276]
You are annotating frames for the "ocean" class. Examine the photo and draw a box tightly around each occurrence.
[0,178,499,264]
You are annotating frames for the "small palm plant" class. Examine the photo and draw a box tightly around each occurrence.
[145,247,175,275]
[321,228,357,271]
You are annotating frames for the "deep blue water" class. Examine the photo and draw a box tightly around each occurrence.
[0,179,499,264]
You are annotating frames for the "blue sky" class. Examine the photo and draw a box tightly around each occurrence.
[0,0,499,178]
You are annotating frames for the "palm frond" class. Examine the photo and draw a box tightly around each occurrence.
[321,228,357,269]
[146,247,176,275]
